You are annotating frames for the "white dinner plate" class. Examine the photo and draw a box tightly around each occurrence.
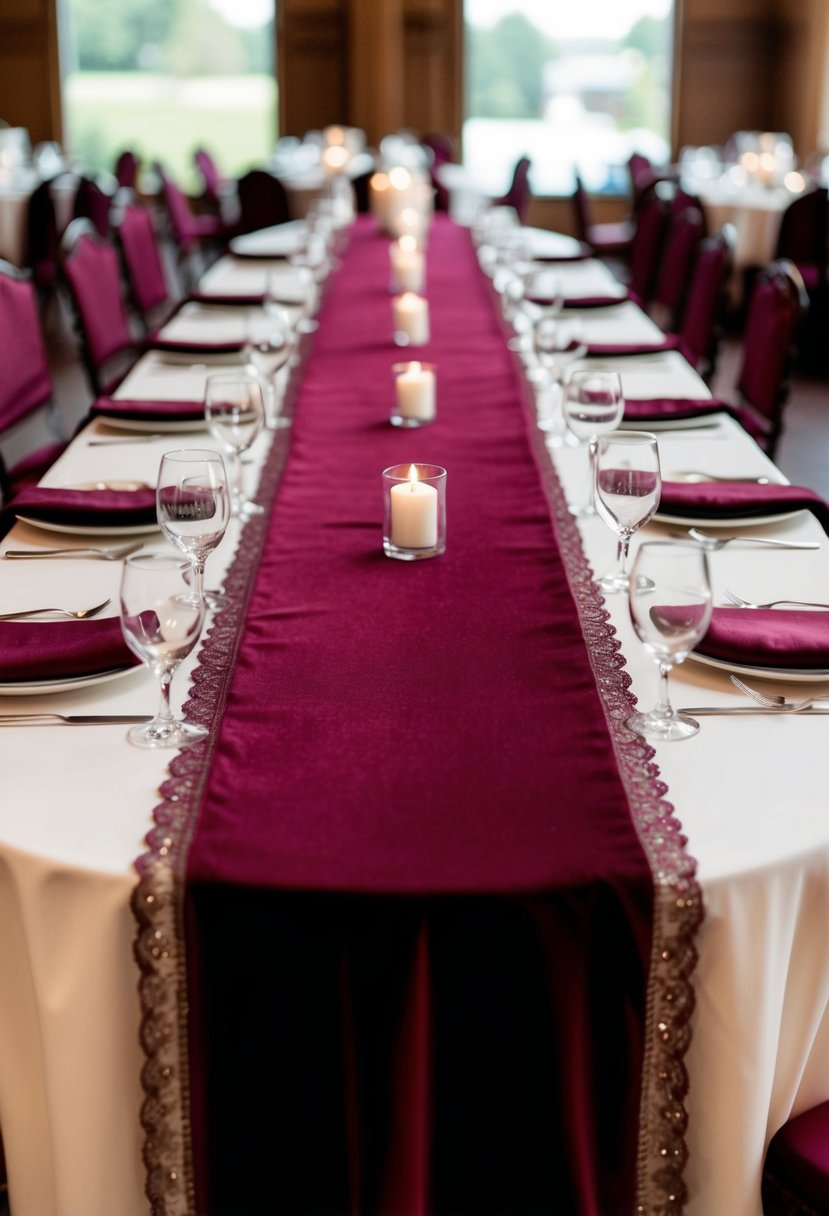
[92,415,208,434]
[229,220,308,258]
[653,508,805,528]
[688,650,829,684]
[619,414,724,432]
[0,665,141,697]
[15,514,160,537]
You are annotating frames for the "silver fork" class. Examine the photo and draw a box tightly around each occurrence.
[684,528,819,551]
[670,471,771,485]
[3,542,144,561]
[0,597,111,622]
[729,675,829,712]
[723,588,829,610]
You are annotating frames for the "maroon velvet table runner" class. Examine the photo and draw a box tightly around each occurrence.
[133,218,700,1216]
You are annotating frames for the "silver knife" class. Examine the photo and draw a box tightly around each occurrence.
[679,706,829,716]
[0,714,154,726]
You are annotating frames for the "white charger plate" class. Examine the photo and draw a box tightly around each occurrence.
[92,415,208,434]
[689,650,829,684]
[653,508,805,528]
[0,665,141,697]
[620,414,723,432]
[15,514,160,537]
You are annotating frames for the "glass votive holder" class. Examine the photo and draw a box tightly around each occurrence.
[389,235,426,293]
[391,361,436,427]
[382,463,447,560]
[392,292,430,346]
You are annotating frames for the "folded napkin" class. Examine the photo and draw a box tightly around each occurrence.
[623,397,739,424]
[585,339,678,357]
[189,291,267,306]
[527,293,628,309]
[657,481,829,535]
[10,485,157,528]
[696,608,829,671]
[147,335,246,356]
[0,617,142,682]
[91,397,206,423]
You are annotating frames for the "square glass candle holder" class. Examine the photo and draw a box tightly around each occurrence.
[391,361,436,427]
[392,292,430,346]
[382,463,447,560]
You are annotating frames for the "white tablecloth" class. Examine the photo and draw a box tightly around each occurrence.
[1,245,828,1216]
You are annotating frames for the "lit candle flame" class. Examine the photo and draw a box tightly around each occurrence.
[408,464,418,490]
[389,167,412,191]
[399,234,418,254]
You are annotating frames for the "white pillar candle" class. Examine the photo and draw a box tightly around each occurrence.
[393,292,429,346]
[390,235,425,293]
[390,466,438,549]
[395,362,436,422]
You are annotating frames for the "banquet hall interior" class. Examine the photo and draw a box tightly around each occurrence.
[2,1,829,1215]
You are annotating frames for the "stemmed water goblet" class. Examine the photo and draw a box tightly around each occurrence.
[204,373,265,520]
[119,552,207,750]
[531,314,586,444]
[627,541,713,742]
[156,449,230,607]
[248,290,295,429]
[562,369,624,516]
[594,431,662,594]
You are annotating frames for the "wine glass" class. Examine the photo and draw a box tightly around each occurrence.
[531,314,586,444]
[119,553,207,749]
[627,541,713,742]
[247,296,294,430]
[156,449,230,606]
[562,369,624,516]
[594,431,662,594]
[204,373,265,520]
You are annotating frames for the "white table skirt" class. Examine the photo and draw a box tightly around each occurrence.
[1,259,828,1215]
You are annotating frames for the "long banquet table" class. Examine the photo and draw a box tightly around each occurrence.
[0,216,829,1216]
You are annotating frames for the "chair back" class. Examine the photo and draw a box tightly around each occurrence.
[627,152,655,204]
[0,260,52,434]
[61,219,136,395]
[650,205,705,330]
[194,147,222,203]
[115,201,172,322]
[25,173,74,290]
[736,258,808,455]
[236,169,292,233]
[497,156,531,222]
[570,171,591,243]
[627,185,669,304]
[774,185,828,294]
[676,224,734,379]
[114,150,139,190]
[73,176,113,239]
[156,164,198,252]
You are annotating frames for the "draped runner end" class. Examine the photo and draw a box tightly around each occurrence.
[131,217,702,1216]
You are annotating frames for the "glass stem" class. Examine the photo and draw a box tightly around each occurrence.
[655,661,674,720]
[228,450,243,508]
[618,533,631,578]
[193,559,206,604]
[155,667,175,725]
[586,437,598,506]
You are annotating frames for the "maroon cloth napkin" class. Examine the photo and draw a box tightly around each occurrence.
[586,339,678,356]
[0,617,141,681]
[10,484,157,527]
[658,480,829,535]
[624,397,737,423]
[189,291,266,306]
[697,608,829,670]
[147,336,246,356]
[527,293,628,309]
[91,397,206,423]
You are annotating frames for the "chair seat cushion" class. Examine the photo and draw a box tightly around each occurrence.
[763,1101,829,1215]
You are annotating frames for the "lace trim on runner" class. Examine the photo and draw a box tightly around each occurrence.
[130,370,299,1215]
[523,389,703,1216]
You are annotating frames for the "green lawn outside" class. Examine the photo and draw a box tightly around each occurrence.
[64,72,278,192]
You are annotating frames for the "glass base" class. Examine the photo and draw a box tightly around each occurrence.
[390,412,434,428]
[568,501,596,519]
[128,718,208,749]
[383,539,445,561]
[233,498,265,521]
[596,572,654,595]
[626,709,700,742]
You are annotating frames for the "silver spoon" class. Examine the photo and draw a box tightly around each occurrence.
[0,597,111,621]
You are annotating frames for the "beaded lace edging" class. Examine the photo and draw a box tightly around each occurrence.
[525,398,703,1215]
[131,392,297,1215]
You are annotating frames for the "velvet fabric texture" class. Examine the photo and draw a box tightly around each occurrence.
[658,479,829,533]
[697,608,829,670]
[90,397,205,424]
[9,484,157,528]
[763,1101,829,1213]
[0,269,53,432]
[182,218,655,1214]
[0,617,139,682]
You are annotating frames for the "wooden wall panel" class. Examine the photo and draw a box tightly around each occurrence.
[0,0,62,144]
[277,0,348,137]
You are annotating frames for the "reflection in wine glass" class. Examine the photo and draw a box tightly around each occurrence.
[563,370,624,517]
[204,374,265,520]
[119,553,207,749]
[627,541,713,742]
[156,449,230,606]
[594,431,661,594]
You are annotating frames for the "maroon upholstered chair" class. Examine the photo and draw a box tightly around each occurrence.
[673,224,735,382]
[627,185,670,306]
[762,1100,829,1215]
[421,134,454,212]
[73,175,114,239]
[649,204,706,331]
[61,219,140,397]
[25,171,76,294]
[114,150,139,190]
[236,169,292,234]
[0,259,67,497]
[115,200,177,329]
[155,162,226,287]
[774,186,828,298]
[733,259,808,458]
[194,147,224,207]
[493,156,532,223]
[571,171,635,258]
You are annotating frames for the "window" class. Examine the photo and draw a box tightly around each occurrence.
[60,0,276,191]
[464,0,674,198]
